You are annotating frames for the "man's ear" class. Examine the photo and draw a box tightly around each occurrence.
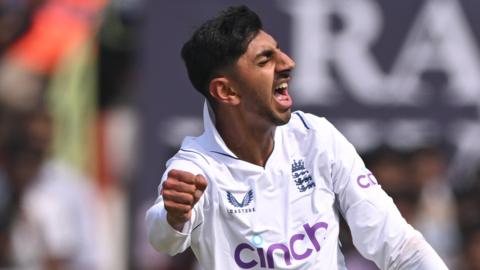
[209,77,240,105]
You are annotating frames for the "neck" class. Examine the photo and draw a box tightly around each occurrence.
[214,109,275,167]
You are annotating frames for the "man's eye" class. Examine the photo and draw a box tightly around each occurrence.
[258,59,269,66]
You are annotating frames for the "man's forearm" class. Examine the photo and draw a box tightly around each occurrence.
[394,234,448,270]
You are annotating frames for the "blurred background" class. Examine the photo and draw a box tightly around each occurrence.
[0,0,479,269]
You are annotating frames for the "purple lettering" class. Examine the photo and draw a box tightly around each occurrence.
[257,248,267,268]
[357,174,370,188]
[289,233,313,260]
[267,243,291,268]
[303,222,328,251]
[367,173,378,185]
[234,243,257,269]
[234,221,329,268]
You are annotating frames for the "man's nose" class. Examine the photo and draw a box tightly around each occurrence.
[276,50,296,72]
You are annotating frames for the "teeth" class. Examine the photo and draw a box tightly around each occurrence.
[275,82,288,90]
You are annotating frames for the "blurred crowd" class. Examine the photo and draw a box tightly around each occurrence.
[0,1,479,270]
[0,0,137,269]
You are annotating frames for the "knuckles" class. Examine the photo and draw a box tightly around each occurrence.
[164,200,192,213]
[163,190,195,205]
[194,174,208,190]
[161,172,208,215]
[163,178,196,194]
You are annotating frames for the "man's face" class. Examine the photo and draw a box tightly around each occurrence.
[228,30,295,126]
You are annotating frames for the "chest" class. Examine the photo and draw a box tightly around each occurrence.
[219,165,334,222]
[205,142,338,234]
[200,153,340,269]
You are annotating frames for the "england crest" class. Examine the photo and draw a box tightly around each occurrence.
[291,159,315,192]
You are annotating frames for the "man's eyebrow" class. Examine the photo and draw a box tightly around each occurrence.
[255,49,273,59]
[254,44,279,60]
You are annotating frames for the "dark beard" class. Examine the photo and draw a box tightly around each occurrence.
[268,110,292,126]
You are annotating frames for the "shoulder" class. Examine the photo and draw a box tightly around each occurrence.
[163,137,213,179]
[287,110,338,137]
[287,111,354,157]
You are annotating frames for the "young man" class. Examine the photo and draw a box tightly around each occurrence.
[146,5,448,270]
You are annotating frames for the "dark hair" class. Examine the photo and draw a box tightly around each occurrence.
[181,5,262,98]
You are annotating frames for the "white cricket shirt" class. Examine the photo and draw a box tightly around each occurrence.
[146,103,447,270]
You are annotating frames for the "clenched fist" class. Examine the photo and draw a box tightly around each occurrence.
[161,169,208,231]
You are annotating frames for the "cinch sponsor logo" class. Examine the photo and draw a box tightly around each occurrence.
[357,171,378,189]
[234,221,328,269]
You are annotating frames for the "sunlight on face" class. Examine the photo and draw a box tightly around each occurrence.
[229,30,296,126]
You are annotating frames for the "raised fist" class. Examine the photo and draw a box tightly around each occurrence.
[161,169,208,231]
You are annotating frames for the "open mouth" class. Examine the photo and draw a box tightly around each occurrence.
[273,82,292,109]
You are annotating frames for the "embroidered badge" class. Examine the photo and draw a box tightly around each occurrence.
[225,190,255,214]
[227,190,254,207]
[291,159,315,192]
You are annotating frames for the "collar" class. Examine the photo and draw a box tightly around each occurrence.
[199,101,282,166]
[201,101,240,159]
